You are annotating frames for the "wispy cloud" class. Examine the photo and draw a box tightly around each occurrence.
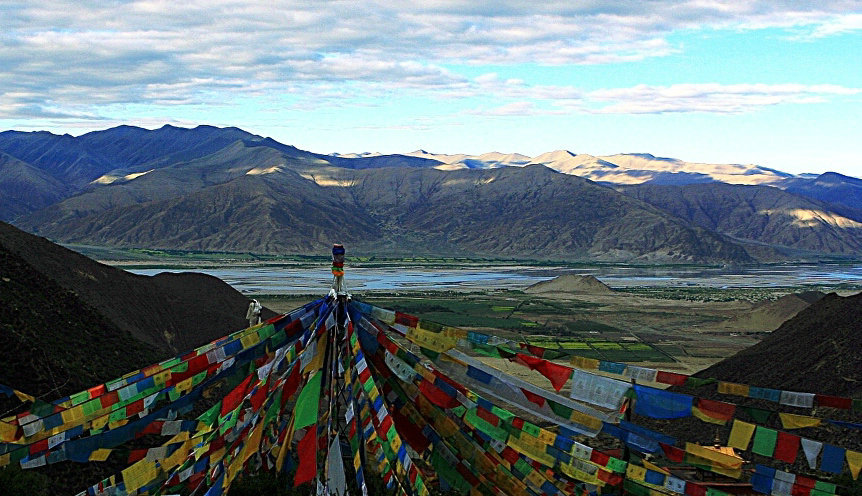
[586,83,861,114]
[0,1,860,120]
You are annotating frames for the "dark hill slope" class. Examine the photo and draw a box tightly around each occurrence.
[0,222,273,355]
[622,183,862,255]
[0,243,162,400]
[697,291,862,397]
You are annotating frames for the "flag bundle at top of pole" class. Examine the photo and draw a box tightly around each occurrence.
[332,243,345,295]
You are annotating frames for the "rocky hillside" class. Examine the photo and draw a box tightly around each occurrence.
[4,125,862,261]
[17,158,753,263]
[621,183,862,255]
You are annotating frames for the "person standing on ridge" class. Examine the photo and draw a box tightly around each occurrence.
[245,299,262,327]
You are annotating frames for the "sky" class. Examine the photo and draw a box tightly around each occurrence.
[1,1,861,176]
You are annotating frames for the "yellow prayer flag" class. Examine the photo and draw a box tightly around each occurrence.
[121,459,158,493]
[0,422,18,442]
[571,356,600,370]
[89,449,112,462]
[626,464,648,482]
[525,470,546,489]
[508,432,555,467]
[240,422,264,464]
[0,453,9,468]
[727,420,756,451]
[13,390,35,403]
[779,413,822,430]
[407,326,459,353]
[537,428,556,445]
[718,382,750,397]
[685,443,743,469]
[643,459,670,475]
[569,410,603,431]
[163,440,191,470]
[847,450,862,480]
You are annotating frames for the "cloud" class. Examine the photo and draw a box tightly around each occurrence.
[586,83,861,114]
[0,1,860,120]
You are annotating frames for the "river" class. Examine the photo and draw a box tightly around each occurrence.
[126,263,862,294]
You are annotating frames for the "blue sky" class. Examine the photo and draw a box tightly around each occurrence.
[1,1,860,176]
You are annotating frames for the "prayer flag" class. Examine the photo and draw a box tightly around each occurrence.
[801,438,822,469]
[820,444,844,474]
[774,432,800,463]
[294,371,322,429]
[752,426,778,457]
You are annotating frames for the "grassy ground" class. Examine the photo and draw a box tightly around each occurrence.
[255,287,772,373]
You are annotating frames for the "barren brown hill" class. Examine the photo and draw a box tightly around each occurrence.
[525,274,613,294]
[697,291,862,397]
[723,291,825,332]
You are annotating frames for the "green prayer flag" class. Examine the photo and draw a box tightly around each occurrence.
[752,426,778,457]
[624,479,651,496]
[419,347,440,360]
[854,399,862,412]
[198,402,221,424]
[684,377,717,388]
[606,457,627,473]
[514,458,532,476]
[707,488,730,496]
[294,371,322,429]
[471,343,501,357]
[71,390,90,406]
[741,406,772,424]
[814,481,837,494]
[464,408,508,442]
[522,421,541,438]
[257,324,275,340]
[549,400,574,419]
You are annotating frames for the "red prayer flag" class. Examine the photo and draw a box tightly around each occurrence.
[536,359,573,392]
[656,371,688,386]
[395,312,419,328]
[695,398,736,421]
[419,380,458,408]
[815,394,852,409]
[590,450,610,466]
[249,382,267,411]
[774,431,800,463]
[392,411,430,452]
[520,388,547,407]
[220,375,252,416]
[293,427,318,486]
[661,442,686,463]
[127,449,147,463]
[476,406,500,426]
[792,484,812,496]
[685,482,707,496]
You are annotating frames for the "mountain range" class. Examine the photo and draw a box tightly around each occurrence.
[2,124,861,262]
